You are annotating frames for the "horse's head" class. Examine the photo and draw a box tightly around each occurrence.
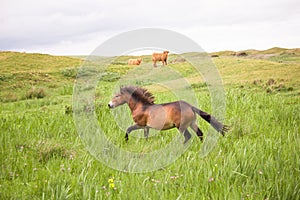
[108,91,128,109]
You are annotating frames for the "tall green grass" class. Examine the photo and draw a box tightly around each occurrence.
[1,85,299,199]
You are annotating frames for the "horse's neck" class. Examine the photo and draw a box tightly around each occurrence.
[128,100,139,112]
[128,100,147,113]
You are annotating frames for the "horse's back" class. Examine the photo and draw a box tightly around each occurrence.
[160,100,196,127]
[160,100,192,111]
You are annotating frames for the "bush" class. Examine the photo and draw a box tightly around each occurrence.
[236,52,248,56]
[191,82,207,89]
[253,79,262,85]
[100,72,120,82]
[0,74,13,82]
[266,78,276,86]
[287,87,294,91]
[65,105,72,115]
[61,67,78,78]
[266,87,273,93]
[26,87,46,99]
[0,93,18,102]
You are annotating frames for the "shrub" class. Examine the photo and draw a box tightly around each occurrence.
[65,105,72,115]
[100,72,120,82]
[253,79,262,85]
[266,78,276,86]
[236,52,248,56]
[0,74,13,82]
[37,141,75,163]
[61,67,78,78]
[287,87,294,91]
[26,87,46,99]
[111,61,126,65]
[191,82,208,89]
[266,87,273,93]
[0,93,18,102]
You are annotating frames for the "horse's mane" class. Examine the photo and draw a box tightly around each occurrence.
[120,86,155,105]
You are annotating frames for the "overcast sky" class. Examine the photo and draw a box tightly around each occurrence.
[1,0,299,55]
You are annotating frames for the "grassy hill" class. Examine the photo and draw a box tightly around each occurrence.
[210,47,300,61]
[0,51,83,102]
[1,48,299,102]
[0,49,299,199]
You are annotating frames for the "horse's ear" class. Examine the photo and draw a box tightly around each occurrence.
[120,85,124,93]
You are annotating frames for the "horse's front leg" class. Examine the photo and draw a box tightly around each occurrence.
[125,124,144,141]
[144,127,150,140]
[153,60,157,67]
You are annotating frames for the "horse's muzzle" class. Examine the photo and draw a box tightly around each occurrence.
[108,103,114,109]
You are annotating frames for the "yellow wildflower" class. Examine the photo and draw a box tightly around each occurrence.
[108,177,115,189]
[108,178,114,183]
[109,183,115,189]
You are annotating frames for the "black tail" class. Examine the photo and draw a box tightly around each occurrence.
[192,106,229,135]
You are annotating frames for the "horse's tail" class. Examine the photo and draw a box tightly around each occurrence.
[192,106,229,135]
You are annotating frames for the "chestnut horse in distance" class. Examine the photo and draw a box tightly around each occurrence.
[152,51,169,67]
[108,86,228,143]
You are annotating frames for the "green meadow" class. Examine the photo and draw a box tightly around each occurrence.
[0,48,299,199]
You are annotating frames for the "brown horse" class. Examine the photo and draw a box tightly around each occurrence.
[108,86,229,143]
[152,51,169,67]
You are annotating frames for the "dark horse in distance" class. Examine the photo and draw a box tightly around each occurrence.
[108,86,228,143]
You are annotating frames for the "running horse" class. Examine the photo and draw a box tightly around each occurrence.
[108,86,229,143]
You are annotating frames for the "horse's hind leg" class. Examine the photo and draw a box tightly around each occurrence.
[183,129,192,144]
[190,123,204,141]
[177,125,192,144]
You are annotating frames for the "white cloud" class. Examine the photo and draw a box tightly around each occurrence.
[0,0,299,54]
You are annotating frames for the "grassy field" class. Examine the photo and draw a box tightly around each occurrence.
[0,49,299,199]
